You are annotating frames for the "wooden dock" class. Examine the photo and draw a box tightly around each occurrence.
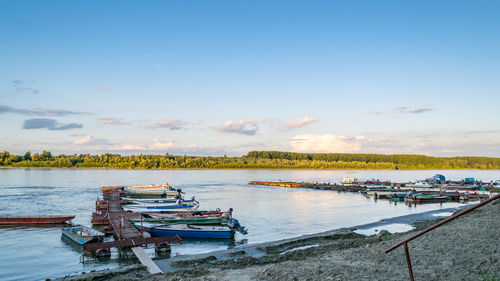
[85,188,181,274]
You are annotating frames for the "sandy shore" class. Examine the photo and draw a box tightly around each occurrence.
[57,200,499,281]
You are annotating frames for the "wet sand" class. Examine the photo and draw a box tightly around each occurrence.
[57,200,499,281]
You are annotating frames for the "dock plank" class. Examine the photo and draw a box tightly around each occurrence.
[132,246,162,274]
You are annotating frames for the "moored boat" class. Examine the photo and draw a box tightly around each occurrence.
[123,203,198,213]
[0,215,75,225]
[125,196,197,205]
[101,186,123,191]
[61,225,105,245]
[147,209,232,218]
[387,192,408,201]
[129,215,224,225]
[405,194,450,204]
[125,184,181,196]
[406,181,433,188]
[134,223,235,239]
[441,184,479,191]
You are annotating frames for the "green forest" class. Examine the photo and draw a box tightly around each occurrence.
[1,150,499,170]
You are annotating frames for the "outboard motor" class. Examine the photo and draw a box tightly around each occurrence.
[227,218,248,235]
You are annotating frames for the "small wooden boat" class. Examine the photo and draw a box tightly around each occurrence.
[125,184,180,196]
[61,225,105,245]
[123,203,198,213]
[405,194,450,204]
[129,215,224,225]
[406,181,433,188]
[0,215,75,225]
[441,184,479,191]
[125,200,198,208]
[134,223,235,239]
[459,192,489,202]
[387,192,408,201]
[126,196,196,205]
[366,190,393,199]
[101,186,124,191]
[330,185,365,192]
[146,209,232,217]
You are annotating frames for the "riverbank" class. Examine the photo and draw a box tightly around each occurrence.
[2,150,500,170]
[3,166,500,171]
[56,200,499,281]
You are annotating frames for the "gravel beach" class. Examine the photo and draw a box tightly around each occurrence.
[58,199,499,281]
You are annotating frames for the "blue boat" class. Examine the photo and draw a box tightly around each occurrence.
[128,197,197,204]
[61,225,105,245]
[134,223,235,239]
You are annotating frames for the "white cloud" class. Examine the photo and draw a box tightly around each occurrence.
[147,119,186,130]
[97,117,129,125]
[107,139,175,151]
[74,136,94,145]
[74,136,110,145]
[109,144,146,151]
[150,139,175,150]
[282,116,318,131]
[290,134,365,153]
[394,105,434,114]
[365,105,435,115]
[213,120,264,135]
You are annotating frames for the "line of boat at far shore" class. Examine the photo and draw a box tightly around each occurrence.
[249,174,499,204]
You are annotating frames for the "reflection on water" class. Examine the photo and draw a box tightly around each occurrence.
[0,168,499,281]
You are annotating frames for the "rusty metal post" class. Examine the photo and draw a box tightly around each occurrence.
[119,215,124,240]
[403,242,414,281]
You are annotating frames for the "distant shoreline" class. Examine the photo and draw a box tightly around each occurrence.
[1,166,499,171]
[2,151,499,170]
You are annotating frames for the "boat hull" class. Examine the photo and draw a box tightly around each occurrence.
[123,204,198,213]
[130,217,223,225]
[149,211,231,217]
[406,196,449,204]
[127,198,195,204]
[0,215,75,225]
[125,189,180,196]
[136,225,234,239]
[61,226,104,245]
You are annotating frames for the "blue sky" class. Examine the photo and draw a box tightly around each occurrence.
[1,0,499,157]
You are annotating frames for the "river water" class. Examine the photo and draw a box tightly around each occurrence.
[0,168,498,281]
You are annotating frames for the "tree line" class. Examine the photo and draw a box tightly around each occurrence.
[0,150,499,170]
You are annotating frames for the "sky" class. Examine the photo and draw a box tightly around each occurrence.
[1,0,500,157]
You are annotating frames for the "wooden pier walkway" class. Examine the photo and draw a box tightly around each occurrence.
[85,188,182,274]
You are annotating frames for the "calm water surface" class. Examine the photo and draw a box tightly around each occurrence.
[0,168,499,281]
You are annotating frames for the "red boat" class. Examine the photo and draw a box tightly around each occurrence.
[0,215,75,225]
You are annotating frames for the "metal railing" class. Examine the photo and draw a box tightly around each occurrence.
[385,193,500,281]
